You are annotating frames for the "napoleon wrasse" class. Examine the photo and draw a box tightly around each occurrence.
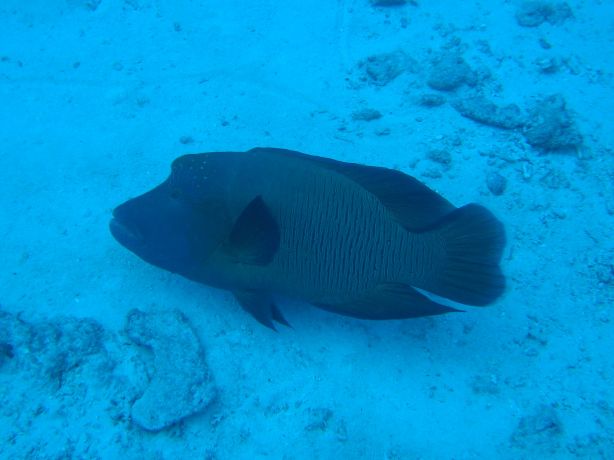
[110,148,506,329]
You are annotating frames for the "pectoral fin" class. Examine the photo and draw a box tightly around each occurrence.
[224,196,280,265]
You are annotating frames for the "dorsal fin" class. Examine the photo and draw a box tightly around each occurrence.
[224,195,280,265]
[248,147,456,231]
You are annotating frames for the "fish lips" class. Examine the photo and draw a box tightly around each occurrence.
[109,208,145,252]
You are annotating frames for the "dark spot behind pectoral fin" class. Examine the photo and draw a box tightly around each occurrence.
[225,195,280,265]
[234,290,291,330]
[316,283,461,320]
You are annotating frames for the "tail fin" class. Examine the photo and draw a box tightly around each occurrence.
[427,204,506,306]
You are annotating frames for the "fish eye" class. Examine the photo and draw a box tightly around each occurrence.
[170,188,182,200]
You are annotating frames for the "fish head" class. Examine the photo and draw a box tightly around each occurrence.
[110,153,233,277]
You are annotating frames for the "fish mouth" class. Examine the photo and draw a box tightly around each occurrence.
[109,213,144,249]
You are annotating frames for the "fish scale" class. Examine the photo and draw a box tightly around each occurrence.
[271,165,396,300]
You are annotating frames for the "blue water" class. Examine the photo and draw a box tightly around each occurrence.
[1,1,613,458]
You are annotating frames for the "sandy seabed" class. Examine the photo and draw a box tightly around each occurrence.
[1,1,613,459]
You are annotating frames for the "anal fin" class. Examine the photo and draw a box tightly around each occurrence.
[316,283,460,320]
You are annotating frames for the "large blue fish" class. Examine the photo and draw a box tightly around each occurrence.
[110,148,505,329]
